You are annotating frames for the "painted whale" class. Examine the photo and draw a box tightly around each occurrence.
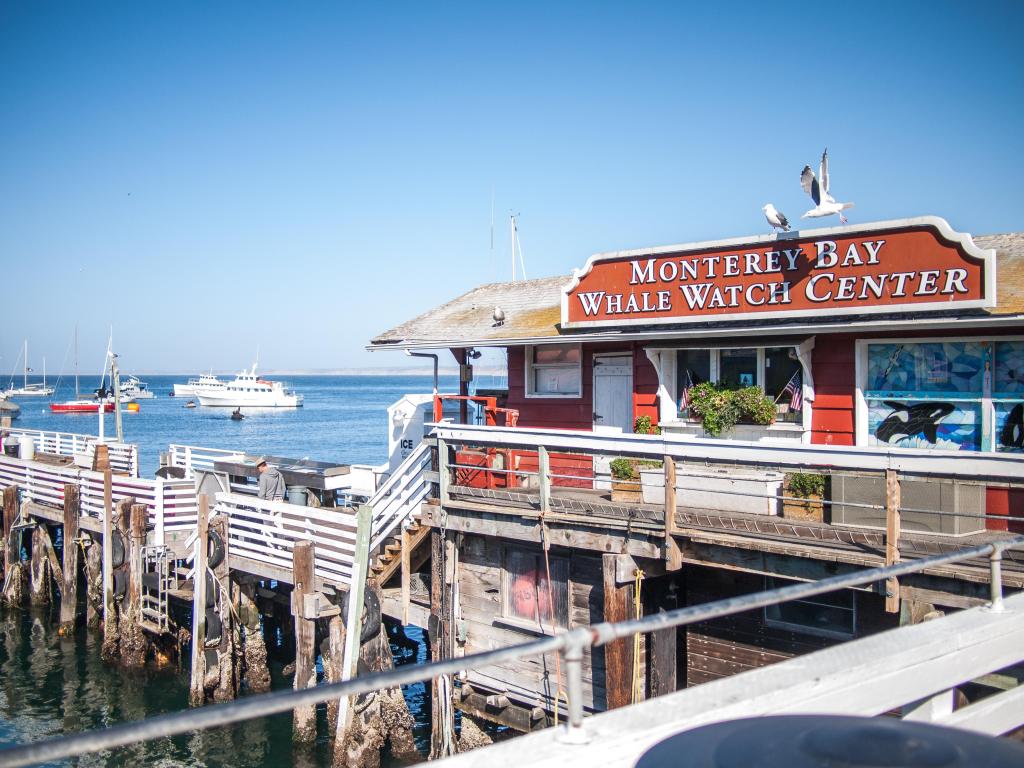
[1000,403,1024,450]
[875,401,955,444]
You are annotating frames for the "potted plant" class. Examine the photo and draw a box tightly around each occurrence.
[783,471,826,522]
[686,383,776,437]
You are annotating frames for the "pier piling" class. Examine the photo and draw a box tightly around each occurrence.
[237,578,271,693]
[84,532,102,626]
[120,503,148,668]
[209,515,236,702]
[29,525,50,606]
[292,540,317,743]
[189,494,210,706]
[59,484,80,635]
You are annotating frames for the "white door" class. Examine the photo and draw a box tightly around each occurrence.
[593,355,633,489]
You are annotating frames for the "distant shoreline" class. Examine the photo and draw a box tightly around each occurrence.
[124,369,507,377]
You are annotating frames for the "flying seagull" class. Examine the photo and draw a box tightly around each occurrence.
[762,203,790,234]
[800,148,854,224]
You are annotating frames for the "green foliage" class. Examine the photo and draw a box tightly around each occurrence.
[788,472,825,498]
[686,382,776,437]
[610,458,637,480]
[634,415,661,435]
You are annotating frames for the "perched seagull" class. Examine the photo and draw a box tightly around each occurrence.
[800,147,854,224]
[762,203,790,234]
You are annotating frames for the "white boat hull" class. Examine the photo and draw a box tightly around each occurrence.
[3,386,55,397]
[197,390,303,407]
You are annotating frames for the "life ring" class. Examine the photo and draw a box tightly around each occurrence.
[110,530,126,570]
[207,530,225,570]
[341,589,382,644]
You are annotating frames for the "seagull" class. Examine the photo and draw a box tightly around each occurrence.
[800,147,854,224]
[762,203,790,234]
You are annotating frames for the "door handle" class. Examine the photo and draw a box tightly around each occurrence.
[593,412,602,420]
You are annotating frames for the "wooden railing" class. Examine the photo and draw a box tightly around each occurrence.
[213,492,358,583]
[367,441,432,553]
[5,428,138,476]
[167,444,246,479]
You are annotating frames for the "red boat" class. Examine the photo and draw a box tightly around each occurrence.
[50,400,114,414]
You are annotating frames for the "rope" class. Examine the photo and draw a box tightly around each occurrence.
[539,512,566,725]
[631,568,645,705]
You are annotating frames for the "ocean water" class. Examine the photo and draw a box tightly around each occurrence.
[0,374,451,766]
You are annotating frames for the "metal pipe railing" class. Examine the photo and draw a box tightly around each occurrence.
[2,536,1021,767]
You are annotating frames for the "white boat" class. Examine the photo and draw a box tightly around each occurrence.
[121,375,155,401]
[195,365,303,408]
[3,341,55,397]
[173,373,226,398]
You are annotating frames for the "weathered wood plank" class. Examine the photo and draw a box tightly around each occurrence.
[292,540,317,742]
[603,553,634,710]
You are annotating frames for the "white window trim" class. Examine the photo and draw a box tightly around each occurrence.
[650,345,813,439]
[524,343,583,399]
[854,335,1024,453]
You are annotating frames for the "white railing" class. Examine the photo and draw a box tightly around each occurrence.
[4,428,139,477]
[367,442,432,553]
[168,444,247,479]
[0,454,197,545]
[214,492,358,584]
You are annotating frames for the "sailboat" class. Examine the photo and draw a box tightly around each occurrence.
[3,341,55,397]
[50,329,113,413]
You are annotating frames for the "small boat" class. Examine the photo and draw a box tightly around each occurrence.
[196,364,303,408]
[231,408,245,421]
[185,400,197,409]
[121,375,156,401]
[126,402,140,413]
[3,341,55,398]
[173,373,226,398]
[50,400,114,414]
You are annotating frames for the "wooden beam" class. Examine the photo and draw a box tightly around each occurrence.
[335,503,373,751]
[885,469,901,614]
[663,456,682,571]
[101,470,113,628]
[59,483,80,633]
[648,580,678,699]
[603,553,634,710]
[189,493,209,706]
[401,527,411,625]
[3,485,18,577]
[292,540,317,742]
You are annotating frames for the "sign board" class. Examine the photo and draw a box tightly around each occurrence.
[562,217,996,329]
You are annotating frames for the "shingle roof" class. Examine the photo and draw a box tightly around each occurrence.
[370,274,569,347]
[370,231,1024,349]
[976,232,1024,314]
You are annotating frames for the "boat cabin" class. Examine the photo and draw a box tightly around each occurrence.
[369,216,1024,734]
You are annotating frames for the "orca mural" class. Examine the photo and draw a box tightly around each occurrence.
[874,401,956,445]
[999,403,1024,451]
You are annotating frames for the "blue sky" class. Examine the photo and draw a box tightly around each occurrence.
[1,1,1021,374]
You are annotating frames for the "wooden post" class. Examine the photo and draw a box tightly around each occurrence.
[292,540,317,742]
[59,484,80,634]
[210,516,236,702]
[101,470,113,628]
[335,504,373,755]
[401,527,411,626]
[84,532,102,626]
[649,580,678,699]
[438,438,451,505]
[325,611,346,733]
[428,528,455,759]
[538,445,551,512]
[663,456,682,571]
[121,503,148,668]
[189,493,209,706]
[2,485,17,577]
[238,579,270,693]
[885,469,901,614]
[602,553,634,710]
[30,525,50,606]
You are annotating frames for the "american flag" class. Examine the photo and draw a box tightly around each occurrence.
[782,369,802,411]
[678,368,696,413]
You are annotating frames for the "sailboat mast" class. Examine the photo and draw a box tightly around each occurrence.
[24,340,28,388]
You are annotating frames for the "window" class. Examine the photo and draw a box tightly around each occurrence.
[503,547,569,629]
[861,338,1024,453]
[526,344,581,398]
[675,346,803,424]
[764,577,856,639]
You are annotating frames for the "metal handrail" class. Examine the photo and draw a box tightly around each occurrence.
[2,536,1021,768]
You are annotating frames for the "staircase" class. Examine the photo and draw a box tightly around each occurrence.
[366,442,433,585]
[370,517,431,584]
[139,544,172,634]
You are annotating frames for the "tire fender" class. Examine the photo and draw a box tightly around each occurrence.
[341,588,382,644]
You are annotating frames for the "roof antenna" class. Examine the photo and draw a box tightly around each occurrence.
[509,213,527,281]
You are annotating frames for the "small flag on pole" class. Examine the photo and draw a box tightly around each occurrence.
[679,368,696,413]
[781,369,802,411]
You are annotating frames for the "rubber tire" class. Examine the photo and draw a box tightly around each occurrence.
[341,589,382,645]
[110,530,126,570]
[205,572,217,609]
[141,572,161,591]
[207,529,225,570]
[205,607,222,644]
[112,570,127,598]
